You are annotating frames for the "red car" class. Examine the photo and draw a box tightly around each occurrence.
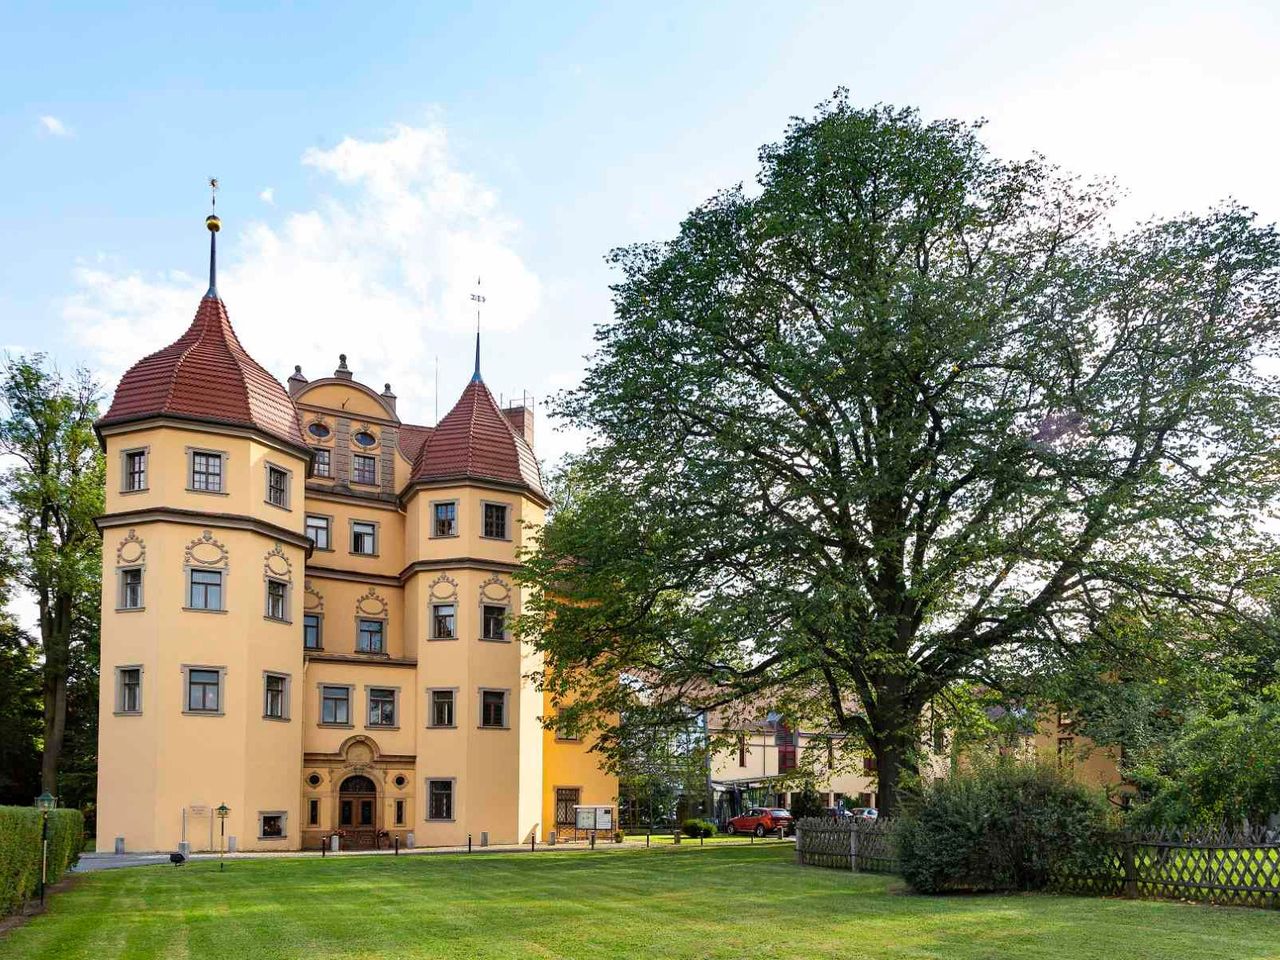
[725,807,794,837]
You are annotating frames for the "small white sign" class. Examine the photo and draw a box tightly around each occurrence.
[574,806,614,831]
[189,805,210,816]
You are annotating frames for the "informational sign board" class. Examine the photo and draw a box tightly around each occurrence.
[189,805,210,816]
[574,806,614,831]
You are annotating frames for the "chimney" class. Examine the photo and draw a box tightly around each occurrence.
[381,383,397,414]
[502,402,534,449]
[287,365,309,397]
[334,354,353,380]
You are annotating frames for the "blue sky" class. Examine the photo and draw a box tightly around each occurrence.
[3,0,1279,468]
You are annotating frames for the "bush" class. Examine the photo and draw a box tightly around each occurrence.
[897,759,1113,894]
[681,818,716,838]
[0,806,84,915]
[789,782,826,820]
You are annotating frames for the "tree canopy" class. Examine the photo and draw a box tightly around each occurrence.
[518,93,1280,815]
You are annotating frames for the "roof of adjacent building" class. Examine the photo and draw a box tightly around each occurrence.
[98,294,307,450]
[411,377,546,502]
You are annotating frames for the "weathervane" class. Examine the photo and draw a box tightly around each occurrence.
[470,276,485,382]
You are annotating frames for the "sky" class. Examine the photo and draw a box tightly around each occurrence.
[3,0,1279,626]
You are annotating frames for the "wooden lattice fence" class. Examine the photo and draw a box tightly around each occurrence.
[796,818,899,874]
[1052,826,1280,909]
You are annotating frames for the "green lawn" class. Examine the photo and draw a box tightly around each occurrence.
[4,845,1279,959]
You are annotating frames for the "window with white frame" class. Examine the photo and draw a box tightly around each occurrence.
[266,464,289,508]
[119,567,143,609]
[429,689,455,727]
[187,569,224,611]
[480,689,507,728]
[305,515,331,550]
[190,451,224,492]
[482,502,509,539]
[357,618,385,653]
[265,579,288,621]
[312,448,332,478]
[116,666,142,714]
[263,673,288,719]
[351,521,377,555]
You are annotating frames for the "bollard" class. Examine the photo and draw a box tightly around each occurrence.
[591,831,596,850]
[468,833,472,853]
[322,836,327,858]
[700,833,704,847]
[531,833,536,853]
[646,832,650,848]
[395,835,400,856]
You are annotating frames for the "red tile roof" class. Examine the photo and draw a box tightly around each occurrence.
[98,294,307,450]
[397,423,433,464]
[411,378,546,501]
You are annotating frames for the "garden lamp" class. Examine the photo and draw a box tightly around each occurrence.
[34,792,55,905]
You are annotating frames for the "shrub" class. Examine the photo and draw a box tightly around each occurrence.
[897,759,1113,894]
[0,806,84,915]
[789,782,826,820]
[681,818,716,838]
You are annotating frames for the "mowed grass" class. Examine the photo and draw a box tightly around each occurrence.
[4,844,1280,960]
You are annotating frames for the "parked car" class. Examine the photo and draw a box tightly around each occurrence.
[725,807,794,836]
[823,806,853,819]
[848,807,878,820]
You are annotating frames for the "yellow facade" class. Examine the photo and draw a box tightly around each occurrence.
[96,363,616,853]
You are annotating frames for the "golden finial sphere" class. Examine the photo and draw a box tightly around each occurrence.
[206,214,221,233]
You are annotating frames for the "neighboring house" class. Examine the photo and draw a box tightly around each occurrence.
[93,213,615,853]
[983,705,1131,803]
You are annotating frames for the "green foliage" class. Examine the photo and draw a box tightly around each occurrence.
[789,782,826,819]
[897,759,1114,894]
[518,91,1280,818]
[681,818,716,838]
[1129,693,1280,828]
[0,806,84,915]
[0,619,42,805]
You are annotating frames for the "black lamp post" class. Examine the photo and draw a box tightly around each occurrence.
[216,803,230,872]
[34,791,56,905]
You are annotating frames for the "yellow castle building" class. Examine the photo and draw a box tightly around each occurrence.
[93,212,616,853]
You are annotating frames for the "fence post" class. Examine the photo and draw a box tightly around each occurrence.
[850,823,860,873]
[1122,839,1137,898]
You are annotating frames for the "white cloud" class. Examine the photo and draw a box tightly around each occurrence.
[259,187,275,205]
[64,122,542,428]
[38,115,72,138]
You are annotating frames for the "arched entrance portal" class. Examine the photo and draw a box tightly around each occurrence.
[338,774,379,848]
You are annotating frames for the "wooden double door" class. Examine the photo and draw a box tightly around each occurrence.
[338,775,379,849]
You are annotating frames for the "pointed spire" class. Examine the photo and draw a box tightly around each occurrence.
[204,177,220,299]
[470,276,485,383]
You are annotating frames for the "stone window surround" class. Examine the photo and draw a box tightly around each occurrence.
[425,777,456,822]
[181,664,227,717]
[114,664,144,716]
[478,687,511,730]
[183,565,228,614]
[355,615,388,655]
[264,460,293,511]
[303,611,324,651]
[116,565,145,612]
[349,518,380,557]
[119,445,150,494]
[258,810,288,841]
[307,798,320,826]
[479,499,513,541]
[262,670,292,722]
[479,600,511,643]
[264,577,291,624]
[185,446,230,496]
[426,686,459,729]
[428,601,457,641]
[305,512,334,552]
[350,451,379,487]
[429,498,459,539]
[318,682,355,728]
[364,684,400,730]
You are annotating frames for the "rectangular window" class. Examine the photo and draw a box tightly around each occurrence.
[305,515,331,549]
[120,567,143,609]
[430,689,455,727]
[482,502,509,539]
[188,569,223,610]
[313,448,332,478]
[863,755,878,773]
[738,734,747,767]
[190,451,223,492]
[357,618,385,654]
[266,465,289,507]
[265,579,288,621]
[187,668,221,713]
[123,450,147,491]
[480,690,507,728]
[427,780,453,820]
[431,603,455,640]
[308,799,319,826]
[303,613,322,650]
[259,813,285,839]
[351,521,377,555]
[481,604,507,641]
[321,685,350,725]
[117,667,142,714]
[352,454,376,485]
[555,787,581,827]
[264,673,286,719]
[432,501,457,537]
[368,688,396,727]
[395,798,405,826]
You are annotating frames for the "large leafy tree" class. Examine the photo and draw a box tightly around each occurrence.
[0,355,103,796]
[519,94,1280,816]
[0,553,43,804]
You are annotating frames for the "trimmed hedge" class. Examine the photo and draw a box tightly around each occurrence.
[897,759,1114,894]
[682,818,717,839]
[0,806,85,915]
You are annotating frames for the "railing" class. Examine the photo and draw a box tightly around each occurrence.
[795,818,898,874]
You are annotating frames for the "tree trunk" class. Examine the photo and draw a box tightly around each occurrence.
[871,728,915,820]
[39,591,73,795]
